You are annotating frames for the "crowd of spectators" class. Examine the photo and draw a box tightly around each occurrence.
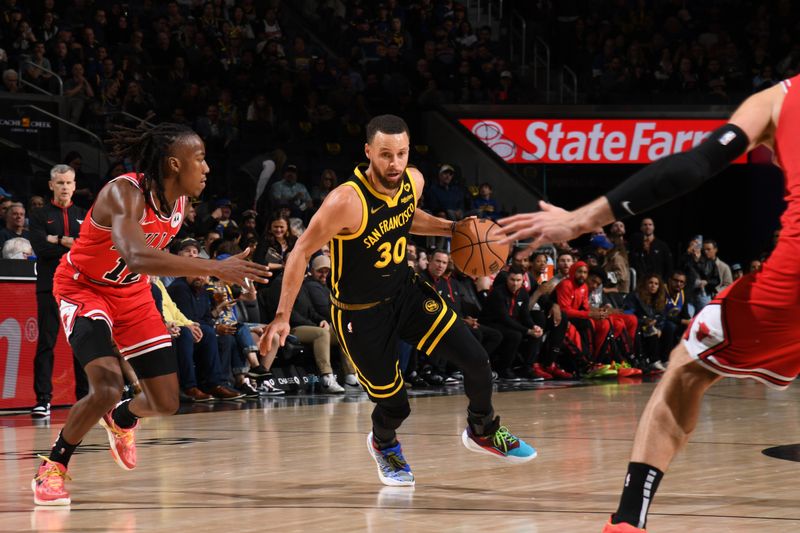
[526,0,800,104]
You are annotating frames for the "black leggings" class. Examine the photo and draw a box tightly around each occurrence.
[372,320,494,442]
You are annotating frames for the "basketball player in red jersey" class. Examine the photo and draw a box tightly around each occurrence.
[498,79,795,531]
[32,123,270,506]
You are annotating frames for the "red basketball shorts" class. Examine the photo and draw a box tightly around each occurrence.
[53,263,171,360]
[683,275,800,390]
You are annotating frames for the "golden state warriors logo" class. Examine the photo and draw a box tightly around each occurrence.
[424,299,440,314]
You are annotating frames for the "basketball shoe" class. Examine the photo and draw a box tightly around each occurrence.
[602,518,646,532]
[367,432,415,487]
[32,456,71,506]
[461,424,537,463]
[99,408,138,470]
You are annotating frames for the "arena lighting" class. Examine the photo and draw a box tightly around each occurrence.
[460,118,749,164]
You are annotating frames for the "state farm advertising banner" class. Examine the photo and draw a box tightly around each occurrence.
[0,282,77,409]
[459,118,748,164]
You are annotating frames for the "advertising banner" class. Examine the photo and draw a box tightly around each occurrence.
[459,118,748,164]
[0,282,76,409]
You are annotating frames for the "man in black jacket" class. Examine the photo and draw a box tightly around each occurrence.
[481,265,543,381]
[628,217,673,279]
[27,165,88,417]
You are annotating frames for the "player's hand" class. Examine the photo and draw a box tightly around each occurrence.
[259,318,291,353]
[497,201,581,251]
[215,247,271,286]
[550,304,562,326]
[215,323,237,336]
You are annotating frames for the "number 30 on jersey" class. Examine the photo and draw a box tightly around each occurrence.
[374,236,407,268]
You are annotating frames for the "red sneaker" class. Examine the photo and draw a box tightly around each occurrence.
[32,457,71,506]
[99,410,138,470]
[602,518,646,532]
[546,363,574,379]
[531,363,553,380]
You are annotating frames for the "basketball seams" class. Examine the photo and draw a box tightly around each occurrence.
[473,218,488,276]
[451,219,509,276]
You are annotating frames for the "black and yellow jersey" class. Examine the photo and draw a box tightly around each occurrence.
[330,164,418,304]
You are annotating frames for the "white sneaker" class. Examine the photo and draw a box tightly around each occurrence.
[344,373,361,387]
[258,380,285,396]
[652,361,667,372]
[321,374,345,394]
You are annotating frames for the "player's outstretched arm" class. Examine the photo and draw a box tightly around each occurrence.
[407,167,457,236]
[104,182,270,286]
[259,185,362,354]
[498,84,781,250]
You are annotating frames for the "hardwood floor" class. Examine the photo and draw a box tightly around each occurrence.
[2,378,800,532]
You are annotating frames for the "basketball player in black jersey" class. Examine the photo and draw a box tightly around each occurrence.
[261,115,536,486]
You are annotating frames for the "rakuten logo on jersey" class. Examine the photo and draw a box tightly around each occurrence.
[460,118,747,164]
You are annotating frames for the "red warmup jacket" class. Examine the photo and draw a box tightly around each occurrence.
[556,261,591,319]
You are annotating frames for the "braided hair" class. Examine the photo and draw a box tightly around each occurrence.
[106,122,198,217]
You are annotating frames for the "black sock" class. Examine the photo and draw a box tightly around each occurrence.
[48,431,80,467]
[612,462,664,528]
[372,429,398,449]
[467,409,498,437]
[112,398,139,429]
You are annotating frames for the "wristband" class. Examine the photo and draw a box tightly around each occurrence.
[57,235,62,245]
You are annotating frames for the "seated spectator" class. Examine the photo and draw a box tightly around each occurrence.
[2,237,34,259]
[731,263,743,280]
[270,164,313,221]
[311,168,337,208]
[0,202,31,250]
[254,213,295,267]
[660,270,692,367]
[262,270,358,393]
[64,63,95,124]
[167,274,246,400]
[420,249,502,384]
[553,251,574,282]
[469,182,501,221]
[623,274,669,369]
[556,262,638,375]
[1,68,21,93]
[481,265,543,381]
[425,164,466,220]
[531,252,555,283]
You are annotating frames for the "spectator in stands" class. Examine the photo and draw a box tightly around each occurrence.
[28,196,45,212]
[629,217,673,279]
[261,270,358,393]
[426,164,466,220]
[255,213,296,266]
[27,164,89,416]
[167,273,245,400]
[422,250,502,383]
[554,251,574,282]
[0,202,30,249]
[731,263,744,280]
[24,42,53,91]
[64,63,94,124]
[311,169,337,208]
[482,265,542,381]
[556,261,613,364]
[1,68,20,93]
[470,182,501,221]
[680,236,719,310]
[661,270,692,368]
[270,164,313,221]
[624,274,668,369]
[703,239,733,296]
[2,237,33,259]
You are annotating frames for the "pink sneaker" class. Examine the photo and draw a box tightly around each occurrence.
[32,457,71,506]
[99,410,138,470]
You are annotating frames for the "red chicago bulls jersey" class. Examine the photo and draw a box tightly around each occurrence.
[60,173,186,289]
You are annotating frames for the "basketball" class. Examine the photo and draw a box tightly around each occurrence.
[450,218,509,277]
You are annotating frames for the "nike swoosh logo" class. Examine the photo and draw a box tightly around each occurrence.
[141,220,157,225]
[621,201,635,216]
[76,219,84,224]
[370,205,385,214]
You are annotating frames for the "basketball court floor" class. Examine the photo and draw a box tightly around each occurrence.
[2,378,799,532]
